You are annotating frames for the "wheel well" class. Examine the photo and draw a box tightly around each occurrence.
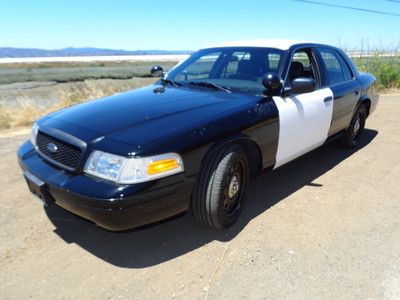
[241,139,262,179]
[196,135,263,184]
[201,137,262,180]
[362,98,371,117]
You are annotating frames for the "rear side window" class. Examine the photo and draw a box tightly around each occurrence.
[336,52,354,81]
[318,48,344,85]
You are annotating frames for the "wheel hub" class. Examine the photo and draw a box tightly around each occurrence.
[228,175,240,198]
[354,116,361,135]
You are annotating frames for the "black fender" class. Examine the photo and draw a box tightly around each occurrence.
[356,73,378,117]
[197,134,263,179]
[358,95,372,113]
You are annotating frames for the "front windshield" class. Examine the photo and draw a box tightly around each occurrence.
[166,47,285,94]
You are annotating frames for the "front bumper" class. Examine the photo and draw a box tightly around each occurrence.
[18,141,193,231]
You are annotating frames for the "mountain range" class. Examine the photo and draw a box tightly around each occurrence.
[0,47,191,58]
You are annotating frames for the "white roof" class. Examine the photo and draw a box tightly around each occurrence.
[202,39,312,50]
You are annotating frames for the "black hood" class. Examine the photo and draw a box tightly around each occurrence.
[47,84,259,149]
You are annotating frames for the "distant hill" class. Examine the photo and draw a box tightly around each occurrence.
[0,47,192,58]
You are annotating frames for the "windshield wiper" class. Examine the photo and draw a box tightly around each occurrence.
[188,81,231,93]
[160,78,181,87]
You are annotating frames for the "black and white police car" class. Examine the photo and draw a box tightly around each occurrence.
[19,40,379,230]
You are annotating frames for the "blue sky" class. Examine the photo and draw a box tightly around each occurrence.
[0,0,399,50]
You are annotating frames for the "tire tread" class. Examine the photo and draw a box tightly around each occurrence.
[191,144,247,229]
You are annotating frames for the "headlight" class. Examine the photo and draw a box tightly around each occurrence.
[31,123,39,146]
[84,151,184,184]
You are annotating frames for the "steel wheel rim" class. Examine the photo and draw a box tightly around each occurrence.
[223,158,245,216]
[352,113,363,142]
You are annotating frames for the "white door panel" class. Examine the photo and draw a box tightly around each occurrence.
[273,88,333,169]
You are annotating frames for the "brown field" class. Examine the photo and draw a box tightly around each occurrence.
[0,77,157,129]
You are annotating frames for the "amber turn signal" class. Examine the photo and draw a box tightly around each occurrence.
[148,158,181,175]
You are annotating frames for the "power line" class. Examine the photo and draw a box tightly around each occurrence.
[289,0,400,17]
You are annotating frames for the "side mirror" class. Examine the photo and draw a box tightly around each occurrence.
[262,73,282,96]
[150,65,164,77]
[291,77,316,94]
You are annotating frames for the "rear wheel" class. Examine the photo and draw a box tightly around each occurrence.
[341,105,367,149]
[191,144,249,229]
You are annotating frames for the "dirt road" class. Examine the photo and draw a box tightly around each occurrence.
[1,95,399,299]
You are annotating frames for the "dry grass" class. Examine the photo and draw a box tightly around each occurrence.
[0,77,156,129]
[12,103,41,127]
[0,104,13,129]
[0,101,51,129]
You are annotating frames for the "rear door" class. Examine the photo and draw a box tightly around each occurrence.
[316,47,361,136]
[273,48,334,169]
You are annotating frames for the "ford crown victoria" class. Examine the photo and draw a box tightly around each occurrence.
[18,40,379,230]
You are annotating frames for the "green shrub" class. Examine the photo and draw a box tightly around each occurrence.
[373,63,400,89]
[353,55,400,89]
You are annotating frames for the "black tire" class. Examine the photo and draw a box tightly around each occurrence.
[341,104,367,149]
[191,144,250,229]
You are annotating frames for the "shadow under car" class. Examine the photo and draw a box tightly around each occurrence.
[44,129,378,268]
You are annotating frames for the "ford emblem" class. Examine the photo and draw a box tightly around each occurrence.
[47,143,58,153]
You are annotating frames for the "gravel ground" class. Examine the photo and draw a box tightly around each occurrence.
[0,95,399,299]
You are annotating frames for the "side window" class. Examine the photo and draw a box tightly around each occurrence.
[335,51,354,81]
[287,49,319,85]
[318,48,352,85]
[293,51,311,69]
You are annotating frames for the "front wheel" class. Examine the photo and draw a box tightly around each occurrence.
[191,144,250,229]
[341,105,367,149]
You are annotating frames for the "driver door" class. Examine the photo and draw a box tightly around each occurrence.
[273,48,333,169]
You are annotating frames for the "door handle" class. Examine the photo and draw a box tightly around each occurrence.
[324,96,333,102]
[354,90,359,95]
